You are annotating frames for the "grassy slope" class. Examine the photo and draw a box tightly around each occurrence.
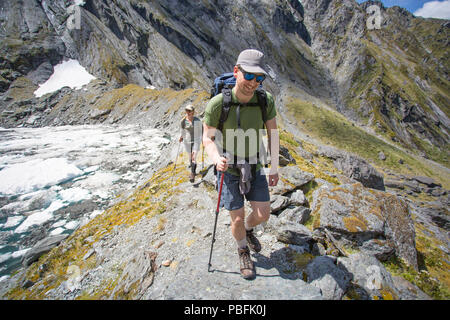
[283,93,449,299]
[344,17,449,168]
[285,95,449,189]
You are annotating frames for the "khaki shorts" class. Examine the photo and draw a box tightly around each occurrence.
[217,169,270,211]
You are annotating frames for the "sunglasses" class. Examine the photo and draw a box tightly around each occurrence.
[238,67,265,83]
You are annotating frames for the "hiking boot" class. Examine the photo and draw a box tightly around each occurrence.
[246,228,261,253]
[238,246,255,280]
[189,163,197,183]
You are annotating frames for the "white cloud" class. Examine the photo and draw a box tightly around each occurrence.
[414,0,450,19]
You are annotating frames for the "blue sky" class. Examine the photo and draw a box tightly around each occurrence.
[369,0,429,12]
[356,0,450,19]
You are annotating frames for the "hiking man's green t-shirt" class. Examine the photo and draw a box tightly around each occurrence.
[204,88,277,176]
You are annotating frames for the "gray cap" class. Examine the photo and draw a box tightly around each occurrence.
[185,104,194,111]
[236,49,268,75]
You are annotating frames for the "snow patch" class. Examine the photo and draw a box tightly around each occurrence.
[59,187,91,203]
[0,158,84,195]
[3,216,25,229]
[50,227,65,236]
[34,59,96,98]
[15,200,65,233]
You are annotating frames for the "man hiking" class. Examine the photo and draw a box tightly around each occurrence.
[203,49,279,279]
[179,104,202,182]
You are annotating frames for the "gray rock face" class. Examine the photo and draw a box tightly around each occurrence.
[1,0,334,129]
[318,146,385,190]
[301,0,449,154]
[337,253,400,300]
[267,208,313,246]
[0,0,66,91]
[270,166,315,195]
[288,189,308,206]
[270,195,291,214]
[22,234,69,267]
[305,256,353,300]
[311,183,418,270]
[0,0,448,167]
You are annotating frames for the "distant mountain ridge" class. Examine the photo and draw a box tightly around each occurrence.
[0,0,448,168]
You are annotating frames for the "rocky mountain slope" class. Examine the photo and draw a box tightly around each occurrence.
[0,0,449,300]
[1,0,448,165]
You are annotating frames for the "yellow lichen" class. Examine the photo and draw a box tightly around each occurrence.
[343,216,368,233]
[6,162,189,300]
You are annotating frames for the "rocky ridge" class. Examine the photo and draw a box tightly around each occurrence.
[1,134,448,300]
[0,0,449,300]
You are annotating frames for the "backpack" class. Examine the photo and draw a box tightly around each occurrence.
[210,72,268,132]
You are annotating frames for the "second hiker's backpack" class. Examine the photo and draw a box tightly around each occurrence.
[210,72,268,132]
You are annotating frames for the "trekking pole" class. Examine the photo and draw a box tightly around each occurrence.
[208,170,225,272]
[170,141,181,186]
[201,143,204,171]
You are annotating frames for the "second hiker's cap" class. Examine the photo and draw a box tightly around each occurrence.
[236,49,268,75]
[185,104,194,111]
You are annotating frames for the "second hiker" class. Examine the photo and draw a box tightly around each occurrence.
[179,104,203,182]
[203,49,280,280]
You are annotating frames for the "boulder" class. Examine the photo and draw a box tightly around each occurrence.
[110,250,157,299]
[22,234,68,267]
[270,166,314,195]
[337,253,400,300]
[305,256,352,300]
[278,206,311,225]
[404,180,421,193]
[270,195,291,214]
[431,187,446,197]
[412,176,441,188]
[279,146,296,166]
[318,146,385,191]
[380,195,418,270]
[391,276,432,300]
[288,189,307,206]
[384,180,405,190]
[267,212,314,246]
[311,183,418,270]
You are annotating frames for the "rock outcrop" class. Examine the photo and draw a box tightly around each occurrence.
[0,161,434,300]
[318,146,385,191]
[311,182,418,270]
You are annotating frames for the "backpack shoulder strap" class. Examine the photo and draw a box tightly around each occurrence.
[255,88,268,125]
[218,87,268,131]
[218,87,233,132]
